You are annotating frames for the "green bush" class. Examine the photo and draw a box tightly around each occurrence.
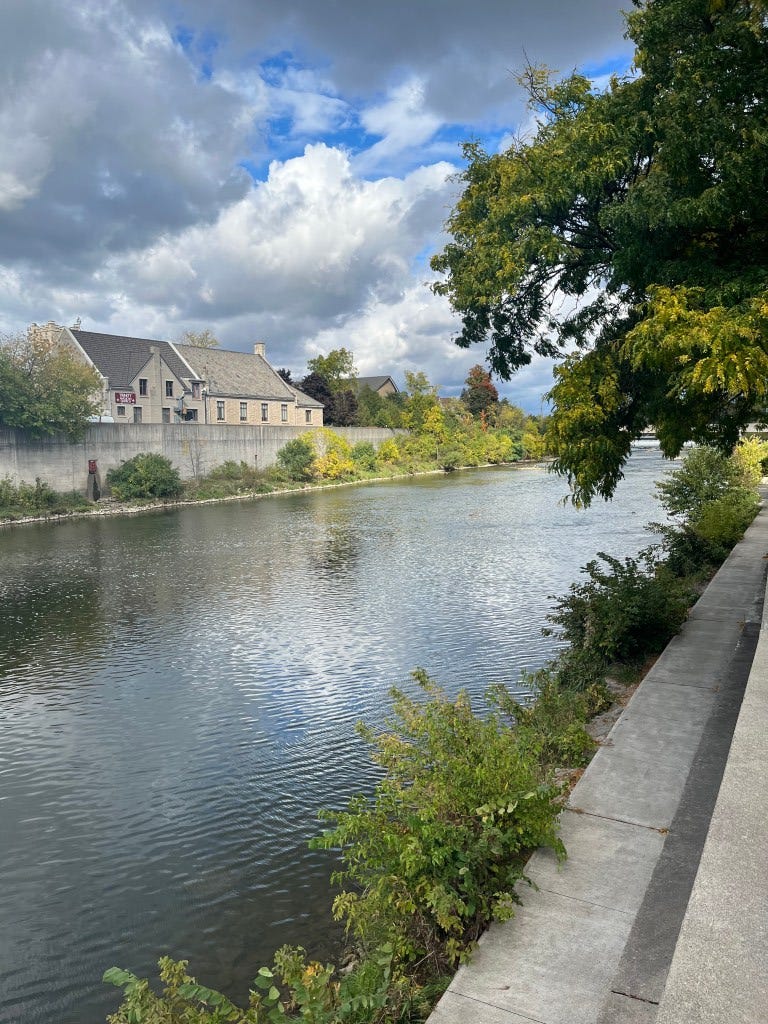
[276,437,316,481]
[545,551,692,675]
[655,446,742,522]
[106,454,183,501]
[489,672,601,771]
[350,441,377,472]
[311,670,563,973]
[0,476,90,520]
[694,489,759,551]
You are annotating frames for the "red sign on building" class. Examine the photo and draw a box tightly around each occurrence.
[114,391,136,404]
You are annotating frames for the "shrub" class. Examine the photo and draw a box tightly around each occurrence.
[693,489,759,550]
[276,437,316,481]
[0,476,90,520]
[489,672,601,771]
[545,551,692,675]
[376,439,400,463]
[311,670,563,973]
[731,437,768,489]
[655,446,742,522]
[106,454,183,501]
[350,441,377,472]
[315,448,355,479]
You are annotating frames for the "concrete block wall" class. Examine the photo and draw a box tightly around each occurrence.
[0,425,400,494]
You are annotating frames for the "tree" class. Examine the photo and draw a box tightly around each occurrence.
[431,0,768,503]
[178,328,219,348]
[0,332,101,440]
[330,388,359,426]
[276,367,293,385]
[461,364,499,417]
[299,370,358,426]
[402,371,440,432]
[306,348,357,392]
[298,371,333,419]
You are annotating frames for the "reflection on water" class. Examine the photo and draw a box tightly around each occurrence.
[0,453,670,1023]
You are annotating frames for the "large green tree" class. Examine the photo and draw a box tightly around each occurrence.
[306,347,357,392]
[0,333,101,440]
[432,0,768,503]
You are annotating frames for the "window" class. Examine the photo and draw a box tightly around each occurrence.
[216,400,225,421]
[186,409,198,422]
[117,406,126,417]
[165,380,173,397]
[305,409,312,424]
[191,382,201,399]
[133,406,142,423]
[281,403,288,422]
[162,407,171,423]
[261,403,269,422]
[240,402,248,421]
[139,378,148,396]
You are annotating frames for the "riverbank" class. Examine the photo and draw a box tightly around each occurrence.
[0,459,546,528]
[428,494,768,1024]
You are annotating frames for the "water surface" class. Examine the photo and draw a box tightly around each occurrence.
[0,453,669,1023]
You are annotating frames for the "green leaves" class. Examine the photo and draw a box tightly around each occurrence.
[432,0,768,502]
[0,331,101,440]
[312,670,563,975]
[106,453,183,501]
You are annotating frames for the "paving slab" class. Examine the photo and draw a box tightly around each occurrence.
[599,993,658,1024]
[449,889,633,1024]
[522,810,664,916]
[565,745,689,829]
[600,623,759,1016]
[655,625,768,1024]
[429,992,543,1024]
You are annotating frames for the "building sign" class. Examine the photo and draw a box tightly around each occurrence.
[114,391,136,404]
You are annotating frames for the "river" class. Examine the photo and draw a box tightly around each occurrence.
[0,452,669,1023]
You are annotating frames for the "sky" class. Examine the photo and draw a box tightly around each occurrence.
[0,0,634,409]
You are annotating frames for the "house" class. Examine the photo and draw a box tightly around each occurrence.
[28,322,323,426]
[182,343,323,426]
[26,322,207,423]
[346,375,400,397]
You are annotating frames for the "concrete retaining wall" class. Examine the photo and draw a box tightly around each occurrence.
[0,425,399,494]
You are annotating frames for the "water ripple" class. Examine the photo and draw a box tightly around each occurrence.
[0,453,671,1023]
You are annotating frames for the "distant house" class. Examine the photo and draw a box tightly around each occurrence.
[29,322,323,426]
[345,375,400,397]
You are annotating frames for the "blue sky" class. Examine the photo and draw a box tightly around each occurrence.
[0,0,634,408]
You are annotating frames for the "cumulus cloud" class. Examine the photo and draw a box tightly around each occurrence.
[0,0,634,410]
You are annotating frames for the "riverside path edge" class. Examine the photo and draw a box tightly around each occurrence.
[427,499,768,1024]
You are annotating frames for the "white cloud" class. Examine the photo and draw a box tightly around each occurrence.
[0,0,635,407]
[355,79,441,174]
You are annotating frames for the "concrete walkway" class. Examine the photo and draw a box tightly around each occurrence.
[428,505,768,1024]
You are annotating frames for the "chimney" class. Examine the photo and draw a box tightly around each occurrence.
[254,341,266,358]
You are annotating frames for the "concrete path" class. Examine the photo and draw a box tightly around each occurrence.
[428,505,768,1024]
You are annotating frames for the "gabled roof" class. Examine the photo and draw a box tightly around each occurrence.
[181,346,297,401]
[347,375,400,394]
[71,329,197,388]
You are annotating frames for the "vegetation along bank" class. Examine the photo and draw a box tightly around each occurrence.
[0,370,548,524]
